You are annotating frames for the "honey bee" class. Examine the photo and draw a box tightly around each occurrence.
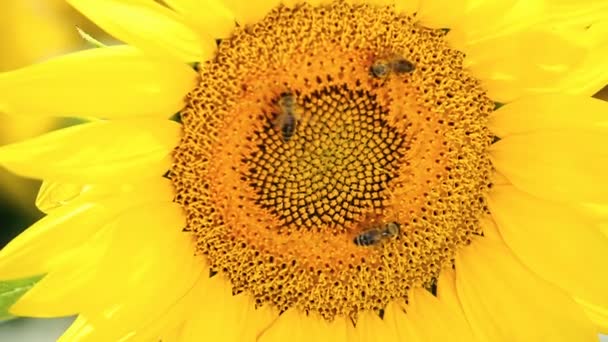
[353,221,400,246]
[273,92,301,142]
[370,54,415,78]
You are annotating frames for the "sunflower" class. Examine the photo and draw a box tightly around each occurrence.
[1,0,608,340]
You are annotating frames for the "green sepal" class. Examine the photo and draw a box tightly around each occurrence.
[0,275,44,322]
[76,26,107,48]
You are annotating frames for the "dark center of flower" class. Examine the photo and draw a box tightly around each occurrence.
[171,0,494,321]
[248,86,405,232]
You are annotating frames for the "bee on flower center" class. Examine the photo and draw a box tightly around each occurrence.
[370,53,415,78]
[273,92,302,142]
[353,221,401,246]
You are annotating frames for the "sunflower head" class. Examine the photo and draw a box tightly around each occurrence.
[171,1,494,321]
[1,0,608,341]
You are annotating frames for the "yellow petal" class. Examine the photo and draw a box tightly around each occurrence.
[164,0,236,38]
[577,298,608,333]
[446,0,544,48]
[490,130,608,203]
[557,40,608,96]
[259,310,348,342]
[136,276,272,341]
[406,287,477,341]
[488,185,608,317]
[489,94,608,137]
[543,1,608,31]
[394,0,420,15]
[0,45,197,118]
[600,222,608,238]
[436,267,479,335]
[575,202,608,223]
[283,0,330,6]
[540,20,608,96]
[416,0,468,28]
[349,0,393,5]
[221,0,280,25]
[464,29,586,103]
[181,275,278,341]
[66,0,210,62]
[56,202,202,341]
[456,238,598,341]
[347,310,399,342]
[478,216,502,240]
[451,13,608,99]
[452,0,519,37]
[0,119,181,183]
[35,181,91,213]
[0,113,58,144]
[0,179,174,280]
[490,171,511,186]
[35,178,174,213]
[57,316,94,342]
[383,302,418,341]
[9,225,112,317]
[0,203,109,281]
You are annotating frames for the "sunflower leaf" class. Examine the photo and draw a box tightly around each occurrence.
[0,275,43,321]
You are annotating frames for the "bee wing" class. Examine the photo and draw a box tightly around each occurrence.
[273,113,285,131]
[380,229,392,238]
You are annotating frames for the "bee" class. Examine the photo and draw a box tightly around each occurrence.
[273,92,301,142]
[370,54,415,78]
[353,221,400,246]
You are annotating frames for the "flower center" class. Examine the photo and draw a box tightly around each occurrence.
[171,0,494,321]
[249,86,405,232]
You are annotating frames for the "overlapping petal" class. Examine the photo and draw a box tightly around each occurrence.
[489,94,608,137]
[66,0,211,62]
[383,302,417,341]
[347,310,399,342]
[221,0,281,25]
[35,181,91,214]
[0,179,174,281]
[258,311,347,342]
[164,0,236,39]
[182,276,278,342]
[447,0,608,101]
[488,185,608,316]
[0,119,181,183]
[393,0,420,15]
[0,46,197,118]
[456,238,598,341]
[556,22,608,96]
[416,0,468,28]
[447,0,541,45]
[490,130,608,203]
[577,298,608,332]
[50,202,202,341]
[406,287,477,341]
[464,29,586,102]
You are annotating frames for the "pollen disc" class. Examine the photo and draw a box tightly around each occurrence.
[171,0,494,321]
